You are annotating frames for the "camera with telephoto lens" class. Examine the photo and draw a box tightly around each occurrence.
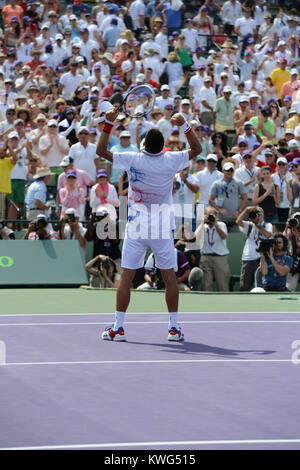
[256,237,278,254]
[0,220,5,230]
[288,217,299,229]
[173,181,181,192]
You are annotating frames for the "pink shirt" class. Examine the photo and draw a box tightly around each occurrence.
[57,169,94,198]
[59,187,85,214]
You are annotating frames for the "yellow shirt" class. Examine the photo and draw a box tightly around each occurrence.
[0,158,15,193]
[270,68,290,99]
[285,116,299,131]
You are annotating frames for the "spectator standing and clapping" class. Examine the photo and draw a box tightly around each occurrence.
[39,119,69,185]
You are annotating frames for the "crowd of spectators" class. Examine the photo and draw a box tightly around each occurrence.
[1,0,300,292]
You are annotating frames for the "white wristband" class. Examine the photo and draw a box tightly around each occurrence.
[181,121,191,134]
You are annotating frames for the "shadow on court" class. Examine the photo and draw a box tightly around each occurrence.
[126,340,276,358]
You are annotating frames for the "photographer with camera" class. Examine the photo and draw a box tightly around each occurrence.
[23,214,58,240]
[259,232,293,292]
[236,206,273,291]
[59,208,87,263]
[137,248,192,292]
[0,221,15,240]
[283,213,300,291]
[200,207,230,291]
[85,206,122,273]
[85,254,120,288]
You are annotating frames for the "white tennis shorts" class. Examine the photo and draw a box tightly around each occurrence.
[121,235,176,270]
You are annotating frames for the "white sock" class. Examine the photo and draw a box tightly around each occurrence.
[169,312,179,330]
[113,311,126,331]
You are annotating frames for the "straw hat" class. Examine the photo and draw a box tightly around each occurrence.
[33,167,53,179]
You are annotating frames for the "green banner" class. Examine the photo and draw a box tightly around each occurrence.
[0,241,88,286]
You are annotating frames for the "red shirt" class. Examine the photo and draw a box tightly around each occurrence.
[25,59,46,73]
[146,79,159,90]
[257,160,277,173]
[100,83,114,98]
[285,150,300,163]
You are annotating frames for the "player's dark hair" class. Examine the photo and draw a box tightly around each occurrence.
[144,128,164,154]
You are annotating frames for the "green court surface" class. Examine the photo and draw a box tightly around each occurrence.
[0,288,299,316]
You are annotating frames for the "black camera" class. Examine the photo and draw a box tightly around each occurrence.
[36,219,47,229]
[261,108,271,118]
[256,237,278,254]
[288,217,299,229]
[67,214,76,223]
[0,220,5,230]
[93,210,109,224]
[149,268,165,290]
[248,210,259,220]
[173,181,181,191]
[207,214,215,224]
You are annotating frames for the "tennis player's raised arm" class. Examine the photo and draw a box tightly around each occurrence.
[96,108,119,163]
[170,113,202,160]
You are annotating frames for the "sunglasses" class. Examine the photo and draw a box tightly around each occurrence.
[79,132,89,135]
[48,125,57,128]
[7,112,15,115]
[207,159,217,163]
[243,155,252,159]
[278,162,287,166]
[224,168,234,172]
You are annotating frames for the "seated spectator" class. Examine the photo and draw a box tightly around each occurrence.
[259,232,292,291]
[85,254,120,288]
[0,221,15,240]
[23,214,58,240]
[137,248,191,292]
[236,206,273,291]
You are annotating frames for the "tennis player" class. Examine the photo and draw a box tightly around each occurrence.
[96,108,201,341]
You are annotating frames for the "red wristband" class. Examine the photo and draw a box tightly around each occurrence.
[103,122,113,134]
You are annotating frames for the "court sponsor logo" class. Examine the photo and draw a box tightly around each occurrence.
[0,256,14,268]
[291,340,300,365]
[0,341,6,364]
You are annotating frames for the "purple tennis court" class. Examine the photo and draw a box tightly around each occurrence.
[0,311,300,450]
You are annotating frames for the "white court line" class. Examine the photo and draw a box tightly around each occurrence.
[0,359,294,367]
[0,311,300,318]
[2,438,300,450]
[1,320,300,326]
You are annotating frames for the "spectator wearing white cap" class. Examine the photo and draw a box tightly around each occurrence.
[53,33,68,65]
[155,103,174,143]
[59,60,83,100]
[273,156,293,223]
[39,119,69,184]
[195,154,223,209]
[209,161,248,232]
[155,85,174,112]
[235,150,259,201]
[189,65,205,111]
[233,96,254,130]
[15,65,39,94]
[121,50,142,83]
[69,126,101,180]
[285,139,300,163]
[281,69,300,102]
[199,76,217,127]
[213,87,235,133]
[75,55,90,81]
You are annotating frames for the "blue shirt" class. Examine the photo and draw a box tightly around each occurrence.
[103,25,123,47]
[25,180,47,210]
[262,254,293,287]
[109,142,139,184]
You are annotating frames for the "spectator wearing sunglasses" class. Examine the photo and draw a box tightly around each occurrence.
[209,161,248,232]
[273,156,293,223]
[235,150,259,202]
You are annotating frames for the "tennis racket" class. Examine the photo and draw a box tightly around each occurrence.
[117,84,156,118]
